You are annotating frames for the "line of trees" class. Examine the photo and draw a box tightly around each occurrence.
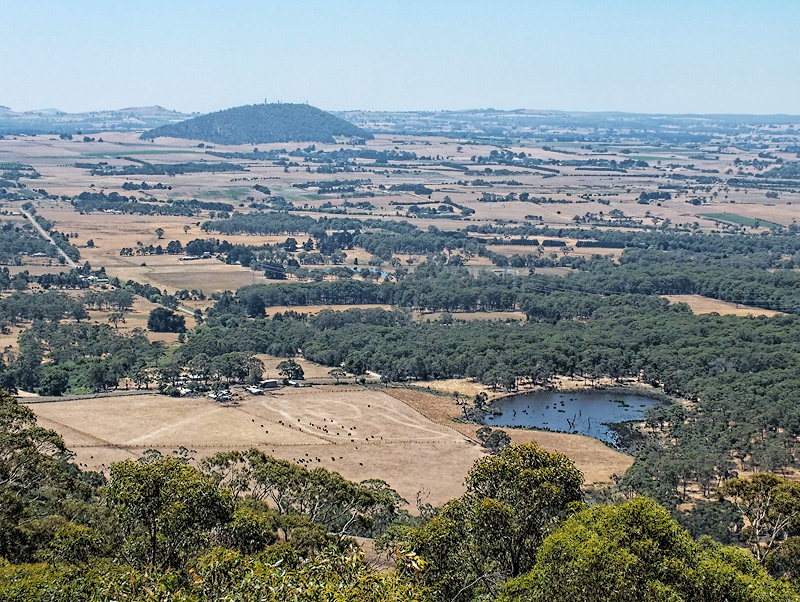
[71,190,234,216]
[75,160,244,176]
[207,250,800,316]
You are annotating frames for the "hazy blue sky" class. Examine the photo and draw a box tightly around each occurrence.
[2,0,798,115]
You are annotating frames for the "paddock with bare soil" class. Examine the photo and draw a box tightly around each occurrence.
[26,386,485,507]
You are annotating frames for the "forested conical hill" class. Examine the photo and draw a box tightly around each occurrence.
[140,103,371,144]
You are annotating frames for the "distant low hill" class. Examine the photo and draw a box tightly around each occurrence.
[0,105,191,136]
[140,103,371,145]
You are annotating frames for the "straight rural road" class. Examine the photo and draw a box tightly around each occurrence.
[20,208,79,269]
[21,208,197,318]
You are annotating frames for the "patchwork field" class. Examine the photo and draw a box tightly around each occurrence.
[4,124,797,515]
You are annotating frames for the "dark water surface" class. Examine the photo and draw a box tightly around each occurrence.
[482,389,660,445]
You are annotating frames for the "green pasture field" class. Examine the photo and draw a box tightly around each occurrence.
[700,212,783,229]
[198,187,250,201]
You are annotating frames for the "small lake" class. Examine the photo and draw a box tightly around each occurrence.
[482,389,661,446]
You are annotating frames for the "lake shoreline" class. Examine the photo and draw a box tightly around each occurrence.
[488,379,677,406]
[482,384,676,448]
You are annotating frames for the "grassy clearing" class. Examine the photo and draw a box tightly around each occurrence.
[663,294,784,318]
[415,311,526,322]
[198,187,250,201]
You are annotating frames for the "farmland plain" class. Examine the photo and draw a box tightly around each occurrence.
[3,116,800,501]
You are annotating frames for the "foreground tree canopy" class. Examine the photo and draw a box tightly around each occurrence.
[383,443,585,600]
[1,388,799,601]
[500,497,798,602]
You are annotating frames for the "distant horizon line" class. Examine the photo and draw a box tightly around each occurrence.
[2,103,800,119]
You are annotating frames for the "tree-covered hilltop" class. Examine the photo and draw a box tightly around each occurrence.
[140,103,372,144]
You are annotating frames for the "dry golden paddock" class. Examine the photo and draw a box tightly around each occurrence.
[27,386,485,506]
[26,384,632,506]
[662,294,785,318]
